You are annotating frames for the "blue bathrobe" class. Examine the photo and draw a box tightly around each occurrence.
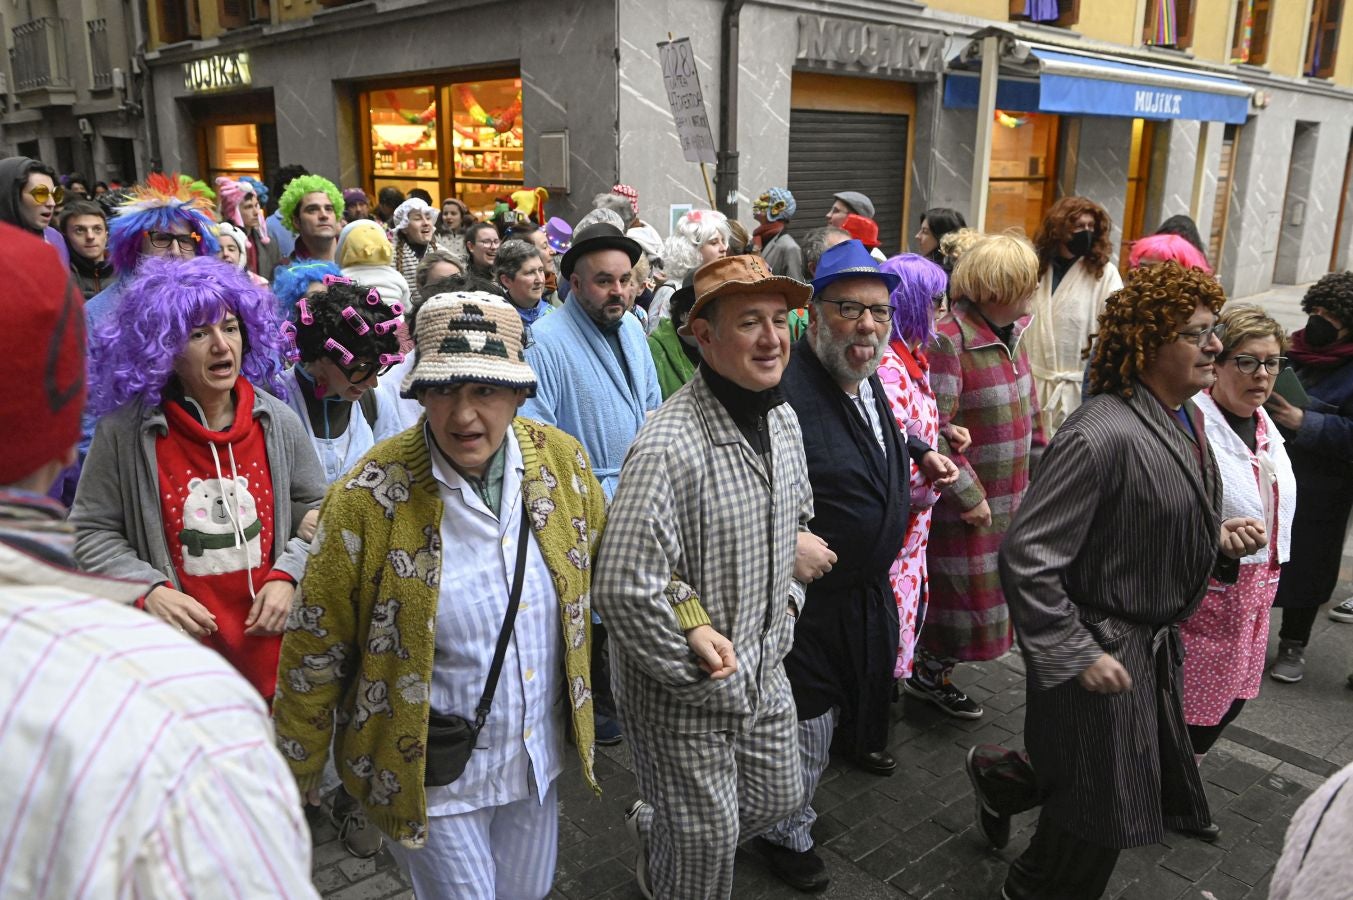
[523,298,661,499]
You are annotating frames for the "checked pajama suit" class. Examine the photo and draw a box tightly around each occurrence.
[595,370,814,900]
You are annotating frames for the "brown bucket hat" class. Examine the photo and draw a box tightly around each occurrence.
[680,254,812,335]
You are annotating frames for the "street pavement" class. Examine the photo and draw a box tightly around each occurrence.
[310,281,1353,900]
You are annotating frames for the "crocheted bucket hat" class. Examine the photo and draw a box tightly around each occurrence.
[401,291,536,398]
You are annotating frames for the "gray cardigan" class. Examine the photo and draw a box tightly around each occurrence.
[71,386,326,590]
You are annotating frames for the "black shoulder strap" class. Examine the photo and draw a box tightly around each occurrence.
[473,508,533,729]
[359,390,379,429]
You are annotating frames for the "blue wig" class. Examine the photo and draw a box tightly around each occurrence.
[106,172,220,276]
[87,255,287,417]
[272,259,342,321]
[879,253,948,348]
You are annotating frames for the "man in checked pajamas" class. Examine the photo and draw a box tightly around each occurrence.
[595,253,836,899]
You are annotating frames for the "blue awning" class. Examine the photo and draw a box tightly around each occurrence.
[945,45,1252,124]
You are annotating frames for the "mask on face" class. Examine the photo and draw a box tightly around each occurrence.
[1304,314,1340,347]
[1066,230,1095,259]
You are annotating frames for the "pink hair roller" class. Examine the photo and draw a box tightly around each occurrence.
[379,353,405,366]
[324,338,354,366]
[297,299,313,325]
[373,319,400,335]
[279,323,301,362]
[342,306,370,335]
[387,302,405,316]
[321,274,353,286]
[365,288,382,306]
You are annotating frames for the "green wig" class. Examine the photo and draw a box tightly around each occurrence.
[277,174,344,233]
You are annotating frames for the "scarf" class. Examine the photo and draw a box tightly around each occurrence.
[752,220,786,252]
[1289,328,1353,369]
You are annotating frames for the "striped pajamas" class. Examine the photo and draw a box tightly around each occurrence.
[387,780,560,900]
[627,703,802,899]
[760,708,838,852]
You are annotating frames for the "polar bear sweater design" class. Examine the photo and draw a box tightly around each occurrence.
[157,381,288,699]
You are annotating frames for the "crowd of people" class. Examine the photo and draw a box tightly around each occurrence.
[3,148,1353,900]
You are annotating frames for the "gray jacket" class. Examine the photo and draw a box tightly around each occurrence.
[71,387,326,589]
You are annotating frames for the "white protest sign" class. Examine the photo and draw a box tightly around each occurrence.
[657,37,718,165]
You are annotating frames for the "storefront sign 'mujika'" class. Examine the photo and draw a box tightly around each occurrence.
[183,52,252,94]
[796,15,946,75]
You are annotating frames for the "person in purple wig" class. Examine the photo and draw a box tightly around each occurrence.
[875,253,973,684]
[71,255,326,702]
[85,172,222,330]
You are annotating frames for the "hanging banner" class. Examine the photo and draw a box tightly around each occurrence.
[656,37,718,165]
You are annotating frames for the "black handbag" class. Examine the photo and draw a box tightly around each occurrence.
[424,510,532,787]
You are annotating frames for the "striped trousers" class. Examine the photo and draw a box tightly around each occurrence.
[759,708,838,852]
[386,779,559,900]
[627,701,802,900]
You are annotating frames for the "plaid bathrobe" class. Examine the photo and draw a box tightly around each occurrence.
[924,299,1045,662]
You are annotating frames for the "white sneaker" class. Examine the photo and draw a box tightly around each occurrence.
[1330,598,1353,623]
[624,799,654,900]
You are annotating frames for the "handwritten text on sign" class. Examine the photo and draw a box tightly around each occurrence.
[657,37,717,165]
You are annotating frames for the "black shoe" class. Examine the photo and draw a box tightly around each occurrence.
[751,837,830,892]
[853,750,897,776]
[964,746,1011,850]
[904,676,984,719]
[595,714,624,746]
[1174,821,1221,843]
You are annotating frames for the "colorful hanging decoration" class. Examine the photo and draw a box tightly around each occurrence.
[1231,0,1255,63]
[996,110,1029,128]
[1148,0,1178,46]
[456,85,522,133]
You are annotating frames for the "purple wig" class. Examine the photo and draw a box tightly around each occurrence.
[106,172,221,276]
[879,253,947,348]
[88,255,287,417]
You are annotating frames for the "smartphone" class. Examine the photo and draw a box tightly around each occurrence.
[1268,368,1310,409]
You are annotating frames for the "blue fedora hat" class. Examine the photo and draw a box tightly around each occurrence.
[812,239,900,294]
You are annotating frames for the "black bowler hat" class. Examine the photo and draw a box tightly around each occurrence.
[560,222,643,280]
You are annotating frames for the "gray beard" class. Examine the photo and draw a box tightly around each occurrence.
[809,325,886,387]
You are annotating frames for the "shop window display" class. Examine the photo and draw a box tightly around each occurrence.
[203,124,262,182]
[984,110,1059,238]
[369,85,441,206]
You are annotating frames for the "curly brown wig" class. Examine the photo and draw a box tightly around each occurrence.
[1088,261,1227,398]
[1034,196,1114,281]
[1301,271,1353,325]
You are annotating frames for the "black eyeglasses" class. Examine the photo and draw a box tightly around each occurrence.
[819,298,896,324]
[145,230,201,251]
[337,358,395,384]
[1229,354,1287,375]
[1175,322,1227,347]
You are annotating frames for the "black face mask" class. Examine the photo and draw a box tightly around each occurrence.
[1066,230,1095,258]
[1304,314,1340,347]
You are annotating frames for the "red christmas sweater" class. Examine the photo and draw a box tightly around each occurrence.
[156,379,290,700]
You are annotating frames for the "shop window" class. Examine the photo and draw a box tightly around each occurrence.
[202,123,262,181]
[1230,0,1272,65]
[984,110,1060,238]
[1306,0,1344,79]
[361,76,522,220]
[158,0,200,44]
[1119,119,1157,271]
[1208,124,1239,266]
[1009,0,1080,28]
[1143,0,1195,49]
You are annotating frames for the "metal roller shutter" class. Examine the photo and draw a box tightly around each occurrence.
[785,108,909,258]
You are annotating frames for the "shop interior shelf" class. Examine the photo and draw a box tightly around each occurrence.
[457,146,523,152]
[374,169,439,178]
[455,176,524,184]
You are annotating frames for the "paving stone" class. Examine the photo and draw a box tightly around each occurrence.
[823,819,901,861]
[1209,758,1269,794]
[336,855,378,883]
[1159,840,1224,881]
[325,872,408,900]
[552,857,635,899]
[1216,839,1278,886]
[313,867,349,893]
[1192,868,1253,900]
[1112,859,1194,899]
[1230,784,1288,823]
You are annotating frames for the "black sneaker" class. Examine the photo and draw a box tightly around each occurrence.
[1330,598,1353,623]
[964,746,1011,849]
[904,676,984,719]
[596,714,624,746]
[751,837,830,893]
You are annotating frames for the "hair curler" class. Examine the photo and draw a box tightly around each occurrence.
[342,306,370,335]
[324,338,354,365]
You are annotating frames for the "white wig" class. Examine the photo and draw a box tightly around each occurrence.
[662,209,731,282]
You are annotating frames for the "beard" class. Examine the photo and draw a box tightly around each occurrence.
[810,323,886,386]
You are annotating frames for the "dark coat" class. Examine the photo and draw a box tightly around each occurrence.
[1274,353,1353,608]
[780,338,919,755]
[998,385,1224,848]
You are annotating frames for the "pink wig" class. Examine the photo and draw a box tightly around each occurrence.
[1129,234,1211,274]
[87,255,287,417]
[215,176,269,245]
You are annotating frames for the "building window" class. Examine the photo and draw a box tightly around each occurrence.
[361,75,523,219]
[1306,0,1344,78]
[1143,0,1195,49]
[1230,0,1272,64]
[1119,119,1157,270]
[87,19,112,89]
[203,123,262,181]
[158,0,200,44]
[9,18,69,91]
[1009,0,1080,27]
[984,110,1060,237]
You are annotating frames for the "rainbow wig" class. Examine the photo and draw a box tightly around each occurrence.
[87,255,287,417]
[1128,233,1212,274]
[273,259,342,320]
[278,174,344,233]
[240,175,269,208]
[107,172,221,277]
[880,252,947,348]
